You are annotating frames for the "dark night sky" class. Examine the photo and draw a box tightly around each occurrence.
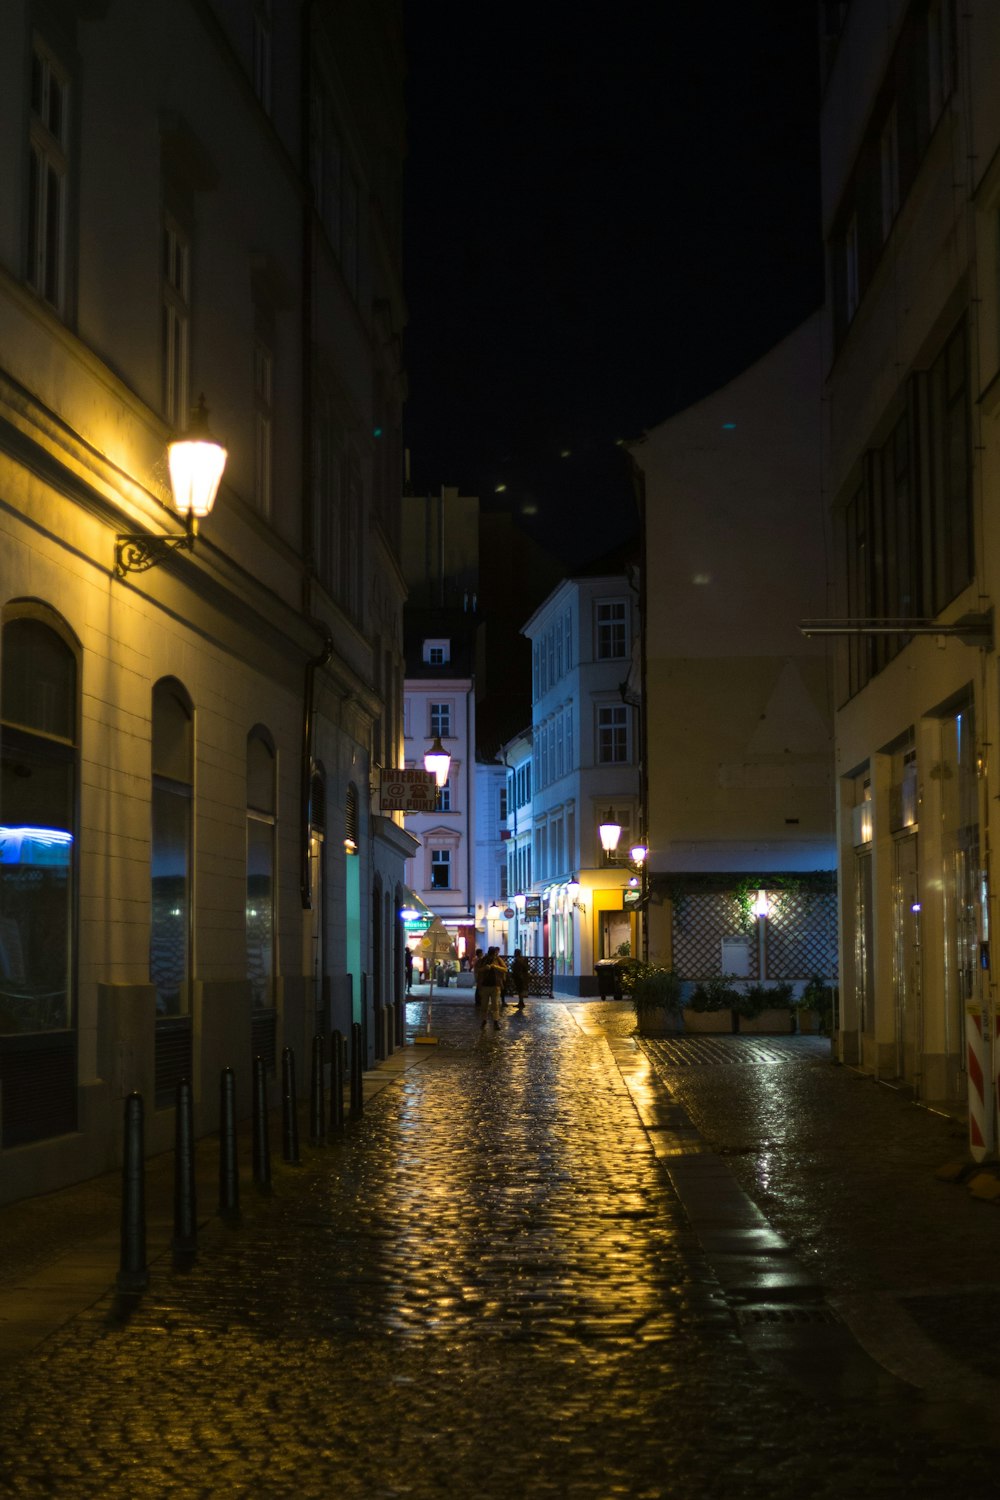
[401,3,824,567]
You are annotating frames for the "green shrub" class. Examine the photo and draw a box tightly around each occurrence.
[736,980,795,1019]
[688,974,742,1012]
[799,975,837,1029]
[631,967,681,1017]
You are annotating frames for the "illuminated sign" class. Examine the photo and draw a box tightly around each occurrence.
[524,893,541,920]
[379,769,437,812]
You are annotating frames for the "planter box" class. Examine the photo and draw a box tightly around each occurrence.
[636,1008,682,1037]
[737,1007,796,1035]
[683,1008,736,1033]
[794,1008,822,1034]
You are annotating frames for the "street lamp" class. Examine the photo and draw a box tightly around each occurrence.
[116,395,227,577]
[423,735,451,788]
[599,806,622,858]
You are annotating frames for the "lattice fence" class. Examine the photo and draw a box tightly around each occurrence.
[671,887,838,982]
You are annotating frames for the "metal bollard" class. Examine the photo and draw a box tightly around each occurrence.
[172,1078,197,1256]
[309,1033,326,1146]
[252,1055,272,1192]
[281,1045,300,1164]
[350,1020,364,1119]
[117,1091,148,1294]
[330,1027,345,1131]
[219,1066,240,1221]
[395,996,404,1049]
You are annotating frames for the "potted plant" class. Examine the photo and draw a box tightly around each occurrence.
[797,975,837,1034]
[685,974,742,1033]
[736,980,796,1033]
[631,966,682,1035]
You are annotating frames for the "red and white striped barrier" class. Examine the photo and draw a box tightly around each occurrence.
[966,1004,992,1162]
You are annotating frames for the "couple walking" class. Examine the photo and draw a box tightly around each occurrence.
[476,946,530,1031]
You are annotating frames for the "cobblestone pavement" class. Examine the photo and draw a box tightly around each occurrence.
[1,1000,999,1497]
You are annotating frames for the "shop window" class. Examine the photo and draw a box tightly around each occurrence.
[151,679,193,1015]
[0,615,77,1034]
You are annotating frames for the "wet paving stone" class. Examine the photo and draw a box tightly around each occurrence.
[1,1005,999,1497]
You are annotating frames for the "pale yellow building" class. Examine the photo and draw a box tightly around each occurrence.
[0,1,411,1201]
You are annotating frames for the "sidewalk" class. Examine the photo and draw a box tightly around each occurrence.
[0,1042,432,1372]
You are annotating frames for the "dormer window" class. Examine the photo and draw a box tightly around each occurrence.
[424,638,450,666]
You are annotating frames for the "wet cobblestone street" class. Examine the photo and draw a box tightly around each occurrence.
[2,1000,999,1497]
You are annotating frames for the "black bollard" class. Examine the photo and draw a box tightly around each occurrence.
[172,1078,198,1256]
[330,1027,345,1131]
[350,1020,364,1119]
[117,1091,148,1294]
[281,1045,300,1164]
[252,1055,272,1192]
[395,996,404,1049]
[309,1033,326,1146]
[219,1066,240,1220]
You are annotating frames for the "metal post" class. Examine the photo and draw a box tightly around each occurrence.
[310,1032,325,1145]
[219,1067,240,1220]
[350,1020,364,1118]
[394,996,404,1049]
[385,1002,394,1056]
[252,1055,272,1192]
[117,1091,148,1294]
[330,1027,345,1131]
[282,1045,301,1164]
[172,1078,197,1256]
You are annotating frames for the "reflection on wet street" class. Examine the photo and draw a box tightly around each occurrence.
[0,1001,997,1498]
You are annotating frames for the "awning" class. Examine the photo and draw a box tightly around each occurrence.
[399,886,434,929]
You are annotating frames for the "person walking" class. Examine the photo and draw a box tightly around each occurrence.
[473,947,485,1008]
[405,947,414,993]
[479,947,504,1031]
[510,949,530,1010]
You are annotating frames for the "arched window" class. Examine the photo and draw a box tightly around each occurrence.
[150,678,192,1015]
[247,728,275,1009]
[0,615,77,1034]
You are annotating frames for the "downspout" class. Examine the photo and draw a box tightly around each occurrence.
[301,628,334,908]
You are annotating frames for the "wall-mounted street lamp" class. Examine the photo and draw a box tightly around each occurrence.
[423,735,451,788]
[115,396,227,578]
[567,877,586,914]
[599,806,621,858]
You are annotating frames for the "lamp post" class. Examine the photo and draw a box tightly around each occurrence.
[115,395,227,577]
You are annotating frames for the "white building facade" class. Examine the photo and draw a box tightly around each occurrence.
[402,623,477,962]
[519,567,641,993]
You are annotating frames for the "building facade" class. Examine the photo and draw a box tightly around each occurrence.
[517,563,642,993]
[822,0,1000,1117]
[629,315,836,998]
[0,0,411,1202]
[402,618,477,962]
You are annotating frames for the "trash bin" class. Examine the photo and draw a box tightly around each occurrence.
[595,958,623,1001]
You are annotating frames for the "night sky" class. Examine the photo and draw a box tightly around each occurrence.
[401,3,824,568]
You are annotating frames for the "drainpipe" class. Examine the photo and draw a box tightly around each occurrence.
[301,624,334,908]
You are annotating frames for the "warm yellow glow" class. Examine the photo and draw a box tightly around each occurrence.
[599,806,621,854]
[423,735,451,788]
[167,437,227,520]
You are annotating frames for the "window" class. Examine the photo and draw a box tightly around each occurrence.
[424,639,450,666]
[430,849,451,889]
[499,785,507,823]
[926,320,971,614]
[247,731,275,1010]
[880,104,899,241]
[597,704,629,763]
[845,213,859,325]
[0,615,77,1034]
[252,0,273,114]
[436,780,451,813]
[161,216,190,429]
[253,339,273,518]
[430,702,451,738]
[928,0,956,126]
[27,42,69,313]
[151,680,193,1016]
[596,601,627,659]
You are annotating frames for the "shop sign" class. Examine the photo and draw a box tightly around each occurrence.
[379,768,437,812]
[524,893,542,920]
[623,888,641,909]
